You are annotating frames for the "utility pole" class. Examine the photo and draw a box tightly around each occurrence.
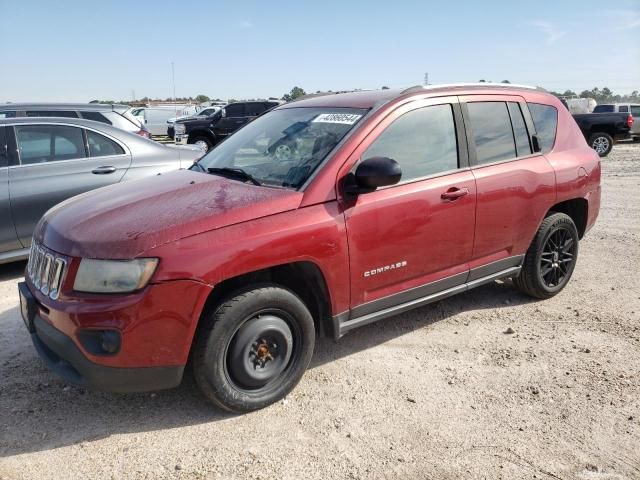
[424,72,429,86]
[171,61,177,115]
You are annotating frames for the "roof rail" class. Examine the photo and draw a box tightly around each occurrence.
[400,83,543,95]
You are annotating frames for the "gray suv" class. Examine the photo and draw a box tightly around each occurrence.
[0,103,151,138]
[0,117,203,264]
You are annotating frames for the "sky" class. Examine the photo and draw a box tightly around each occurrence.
[1,0,639,103]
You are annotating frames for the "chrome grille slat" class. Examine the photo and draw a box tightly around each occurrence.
[49,258,65,300]
[40,254,53,295]
[27,241,67,300]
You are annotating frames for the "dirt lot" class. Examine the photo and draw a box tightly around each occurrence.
[1,144,639,480]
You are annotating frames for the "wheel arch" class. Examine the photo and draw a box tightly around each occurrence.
[188,129,216,143]
[588,125,615,137]
[193,261,335,347]
[546,198,588,238]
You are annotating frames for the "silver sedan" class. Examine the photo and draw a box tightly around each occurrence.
[0,117,204,263]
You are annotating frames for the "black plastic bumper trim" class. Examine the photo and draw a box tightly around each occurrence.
[31,315,184,393]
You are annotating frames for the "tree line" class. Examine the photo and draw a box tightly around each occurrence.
[89,84,639,106]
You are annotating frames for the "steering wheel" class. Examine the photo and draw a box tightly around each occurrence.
[274,144,293,161]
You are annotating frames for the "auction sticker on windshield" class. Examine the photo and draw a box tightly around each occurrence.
[312,113,362,125]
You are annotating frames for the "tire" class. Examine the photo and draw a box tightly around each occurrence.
[513,212,579,299]
[588,132,613,157]
[188,135,213,152]
[192,285,315,413]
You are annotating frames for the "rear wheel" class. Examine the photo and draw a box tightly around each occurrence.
[588,132,613,157]
[188,135,213,152]
[192,285,315,413]
[514,213,579,299]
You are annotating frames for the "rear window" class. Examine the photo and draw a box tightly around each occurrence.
[25,110,78,118]
[593,105,614,113]
[528,103,558,154]
[618,105,629,113]
[467,102,516,164]
[81,111,112,125]
[86,130,124,156]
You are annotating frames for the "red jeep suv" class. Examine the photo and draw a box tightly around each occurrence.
[19,84,601,412]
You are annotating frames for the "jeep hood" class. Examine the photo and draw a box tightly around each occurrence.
[35,170,303,259]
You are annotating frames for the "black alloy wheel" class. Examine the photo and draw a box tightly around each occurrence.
[514,212,579,299]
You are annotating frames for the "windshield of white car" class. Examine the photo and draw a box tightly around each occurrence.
[192,107,367,189]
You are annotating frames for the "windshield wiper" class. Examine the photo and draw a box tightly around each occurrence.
[190,161,206,173]
[207,167,262,186]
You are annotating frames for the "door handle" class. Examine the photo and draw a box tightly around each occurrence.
[92,166,117,174]
[441,187,469,201]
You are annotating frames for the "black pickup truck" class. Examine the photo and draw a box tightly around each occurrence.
[572,111,633,157]
[174,101,280,152]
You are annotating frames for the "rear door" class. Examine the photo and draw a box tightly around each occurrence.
[0,126,21,255]
[8,123,131,246]
[461,95,556,276]
[342,97,476,316]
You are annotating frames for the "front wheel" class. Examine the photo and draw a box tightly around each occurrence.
[513,212,579,299]
[192,285,315,413]
[588,132,613,157]
[188,135,213,152]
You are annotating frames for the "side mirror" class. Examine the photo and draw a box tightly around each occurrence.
[345,156,402,195]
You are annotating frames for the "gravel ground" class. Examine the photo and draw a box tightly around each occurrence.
[1,144,639,480]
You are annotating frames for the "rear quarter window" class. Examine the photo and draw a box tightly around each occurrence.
[81,111,112,124]
[527,103,558,154]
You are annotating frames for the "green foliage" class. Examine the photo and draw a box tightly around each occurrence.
[282,86,307,102]
[195,94,210,103]
[549,87,640,103]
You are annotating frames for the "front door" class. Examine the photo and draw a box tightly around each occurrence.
[214,103,247,138]
[8,123,131,246]
[341,98,476,317]
[0,126,21,255]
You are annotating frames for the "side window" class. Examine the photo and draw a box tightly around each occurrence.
[467,102,516,164]
[631,105,640,116]
[81,111,112,124]
[0,127,7,167]
[15,125,86,164]
[224,104,244,117]
[25,110,79,118]
[507,102,532,157]
[245,103,265,116]
[528,103,558,154]
[618,105,629,113]
[0,111,17,119]
[362,104,459,182]
[86,130,125,157]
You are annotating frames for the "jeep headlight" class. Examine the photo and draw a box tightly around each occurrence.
[174,123,186,134]
[73,258,158,293]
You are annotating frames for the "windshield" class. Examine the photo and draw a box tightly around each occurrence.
[193,107,367,188]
